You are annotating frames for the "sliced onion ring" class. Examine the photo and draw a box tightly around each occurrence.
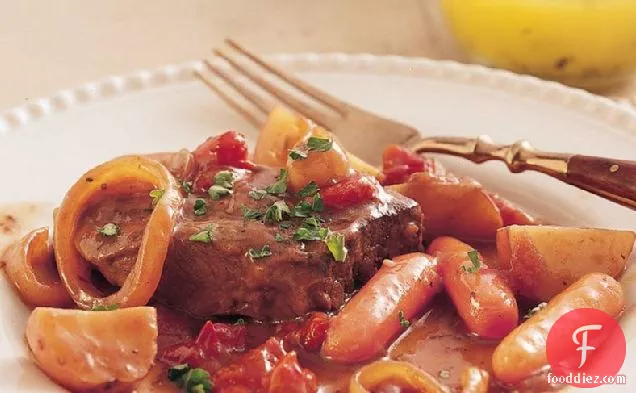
[350,360,446,393]
[54,155,181,309]
[2,227,72,307]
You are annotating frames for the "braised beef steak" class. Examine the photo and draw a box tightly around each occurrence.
[75,165,422,320]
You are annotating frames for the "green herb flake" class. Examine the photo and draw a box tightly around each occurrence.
[214,171,234,189]
[289,149,308,161]
[303,216,321,229]
[91,304,120,311]
[298,181,319,198]
[398,310,410,329]
[279,221,292,229]
[292,201,312,218]
[293,226,329,241]
[193,199,207,216]
[189,224,215,243]
[439,369,451,379]
[307,137,333,152]
[265,169,288,195]
[247,245,272,260]
[167,364,213,393]
[248,189,267,200]
[241,206,264,221]
[181,180,193,195]
[293,195,323,218]
[149,189,165,206]
[275,233,285,242]
[312,193,324,212]
[461,250,482,273]
[208,185,232,200]
[97,222,119,237]
[325,232,347,262]
[265,201,291,222]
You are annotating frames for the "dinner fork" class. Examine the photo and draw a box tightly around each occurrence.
[196,39,636,210]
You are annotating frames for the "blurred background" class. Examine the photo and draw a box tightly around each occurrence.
[1,0,635,110]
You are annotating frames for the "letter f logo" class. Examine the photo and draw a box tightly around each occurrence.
[572,324,603,368]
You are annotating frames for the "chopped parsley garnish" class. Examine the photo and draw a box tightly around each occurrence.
[241,206,264,220]
[149,189,165,206]
[462,250,482,273]
[291,212,346,263]
[208,185,232,200]
[265,169,288,195]
[312,193,324,211]
[247,245,272,260]
[265,201,291,222]
[248,189,267,200]
[325,232,347,262]
[303,216,321,228]
[189,224,215,243]
[181,180,193,195]
[292,201,312,217]
[193,199,207,216]
[97,223,119,237]
[275,233,285,242]
[289,149,308,160]
[214,171,234,189]
[298,181,319,198]
[307,136,333,152]
[293,226,329,241]
[208,171,234,200]
[293,195,323,218]
[398,310,410,328]
[91,304,120,311]
[168,364,213,393]
[279,221,292,229]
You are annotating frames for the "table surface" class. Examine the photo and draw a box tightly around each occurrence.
[1,0,634,111]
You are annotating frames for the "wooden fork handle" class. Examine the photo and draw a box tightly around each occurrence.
[565,155,636,210]
[409,136,636,210]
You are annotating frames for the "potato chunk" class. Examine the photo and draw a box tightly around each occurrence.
[26,307,157,392]
[254,106,383,179]
[254,106,309,167]
[497,225,635,301]
[389,173,503,240]
[287,127,351,191]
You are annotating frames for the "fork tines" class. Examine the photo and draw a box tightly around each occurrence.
[195,39,346,129]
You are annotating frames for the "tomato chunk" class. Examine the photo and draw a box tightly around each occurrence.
[196,320,247,356]
[159,321,246,367]
[194,131,251,167]
[382,144,442,185]
[280,312,330,353]
[159,341,205,367]
[321,174,378,209]
[192,131,254,191]
[299,312,330,353]
[213,338,317,393]
[268,352,318,393]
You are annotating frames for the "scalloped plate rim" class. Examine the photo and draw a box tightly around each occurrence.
[1,54,636,137]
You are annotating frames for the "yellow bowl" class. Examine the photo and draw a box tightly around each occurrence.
[441,0,636,91]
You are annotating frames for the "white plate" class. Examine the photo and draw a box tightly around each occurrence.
[0,54,635,392]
